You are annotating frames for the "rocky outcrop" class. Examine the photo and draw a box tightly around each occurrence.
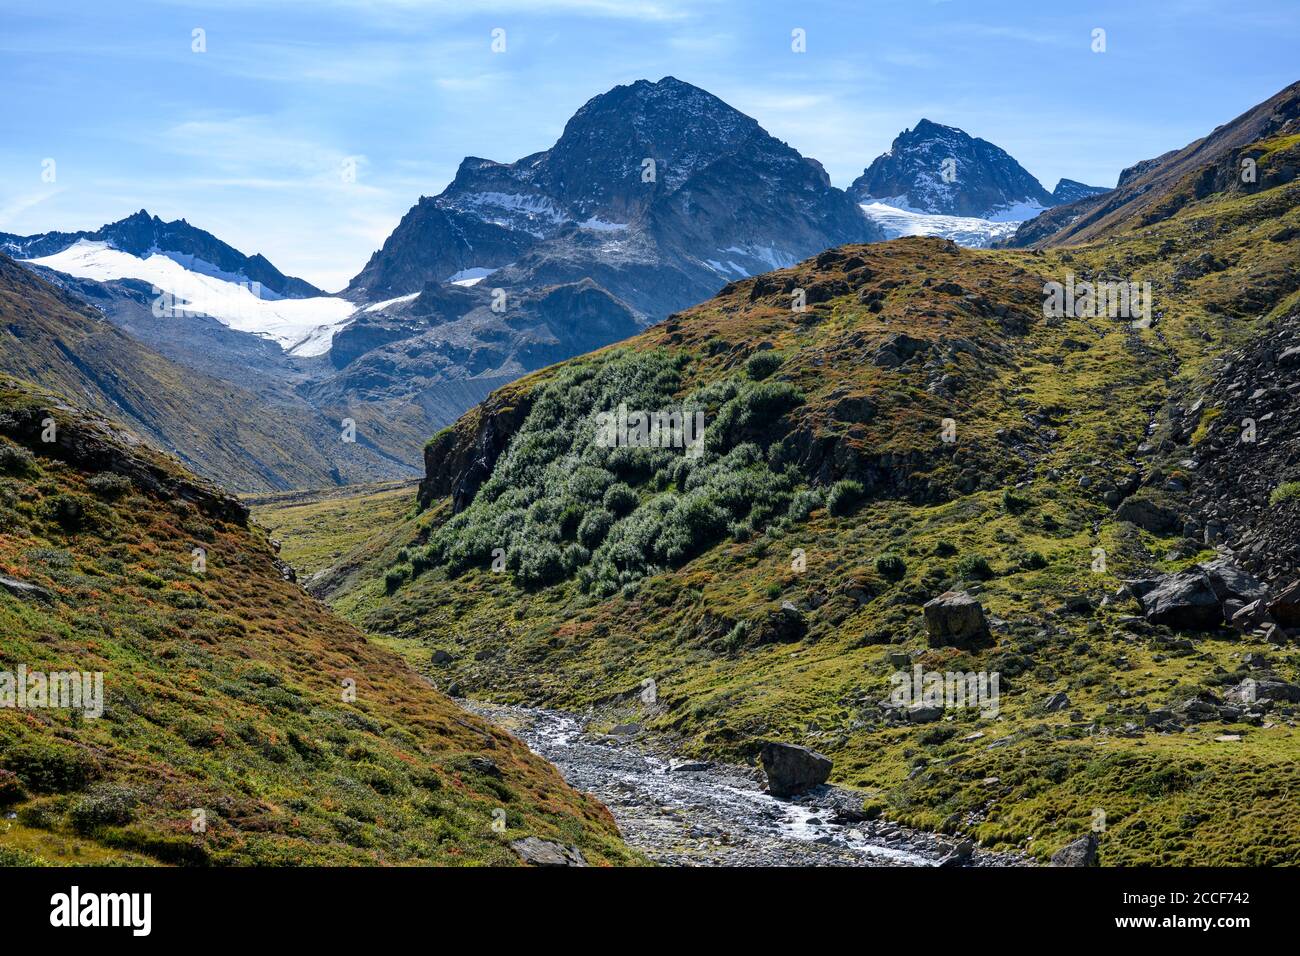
[1130,559,1267,630]
[1182,312,1300,582]
[417,385,535,513]
[0,393,248,525]
[0,575,54,604]
[759,742,833,798]
[1050,833,1098,866]
[923,590,992,648]
[510,836,588,867]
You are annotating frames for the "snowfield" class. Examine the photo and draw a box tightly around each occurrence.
[26,240,357,356]
[859,202,1026,248]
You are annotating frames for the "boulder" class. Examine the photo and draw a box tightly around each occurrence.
[1135,560,1266,630]
[1201,558,1268,604]
[1266,580,1300,627]
[510,837,587,867]
[923,591,992,648]
[905,705,944,723]
[1050,832,1098,866]
[759,741,833,798]
[755,602,807,644]
[430,649,454,665]
[668,758,711,772]
[1043,692,1071,712]
[1116,497,1179,533]
[0,575,53,604]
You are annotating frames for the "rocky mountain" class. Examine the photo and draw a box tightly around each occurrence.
[849,119,1057,219]
[1050,178,1110,204]
[7,81,883,490]
[2,210,323,299]
[1003,80,1300,247]
[0,375,635,866]
[0,253,415,492]
[301,86,1300,866]
[347,77,882,316]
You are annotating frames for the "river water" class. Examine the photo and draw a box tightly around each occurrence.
[467,701,1023,867]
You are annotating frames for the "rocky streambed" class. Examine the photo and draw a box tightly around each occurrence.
[466,701,1026,867]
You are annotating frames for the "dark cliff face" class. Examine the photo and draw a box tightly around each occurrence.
[849,118,1056,218]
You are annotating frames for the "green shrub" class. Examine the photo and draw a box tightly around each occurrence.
[603,483,638,517]
[69,783,138,834]
[1002,488,1032,515]
[827,480,865,517]
[87,472,133,499]
[39,493,91,531]
[0,846,46,866]
[957,554,995,580]
[1270,481,1300,506]
[0,443,35,475]
[0,768,26,806]
[709,380,804,452]
[934,540,958,557]
[0,742,96,794]
[384,565,410,594]
[786,488,822,522]
[875,553,907,581]
[745,351,784,381]
[1016,549,1048,570]
[577,510,614,549]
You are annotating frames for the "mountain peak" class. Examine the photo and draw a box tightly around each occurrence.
[850,119,1055,218]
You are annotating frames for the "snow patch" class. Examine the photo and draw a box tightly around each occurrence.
[579,217,629,232]
[27,240,356,356]
[364,292,421,312]
[447,266,495,287]
[859,203,1023,249]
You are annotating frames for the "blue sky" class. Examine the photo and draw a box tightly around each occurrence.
[1,0,1296,291]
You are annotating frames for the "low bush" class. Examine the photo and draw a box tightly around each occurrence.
[745,351,784,381]
[69,783,139,834]
[0,741,96,794]
[875,553,907,581]
[827,480,865,517]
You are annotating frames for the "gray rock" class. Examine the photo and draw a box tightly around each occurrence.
[906,705,944,723]
[1043,692,1070,712]
[759,741,833,798]
[923,590,992,648]
[755,602,807,644]
[0,575,53,604]
[1116,497,1178,532]
[668,758,711,772]
[1135,559,1265,630]
[510,837,587,867]
[1050,832,1098,866]
[610,723,642,736]
[1266,580,1300,627]
[430,649,454,665]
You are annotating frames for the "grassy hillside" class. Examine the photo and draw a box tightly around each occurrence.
[294,128,1300,867]
[0,379,637,866]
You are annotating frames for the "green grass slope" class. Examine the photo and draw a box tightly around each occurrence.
[0,378,637,866]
